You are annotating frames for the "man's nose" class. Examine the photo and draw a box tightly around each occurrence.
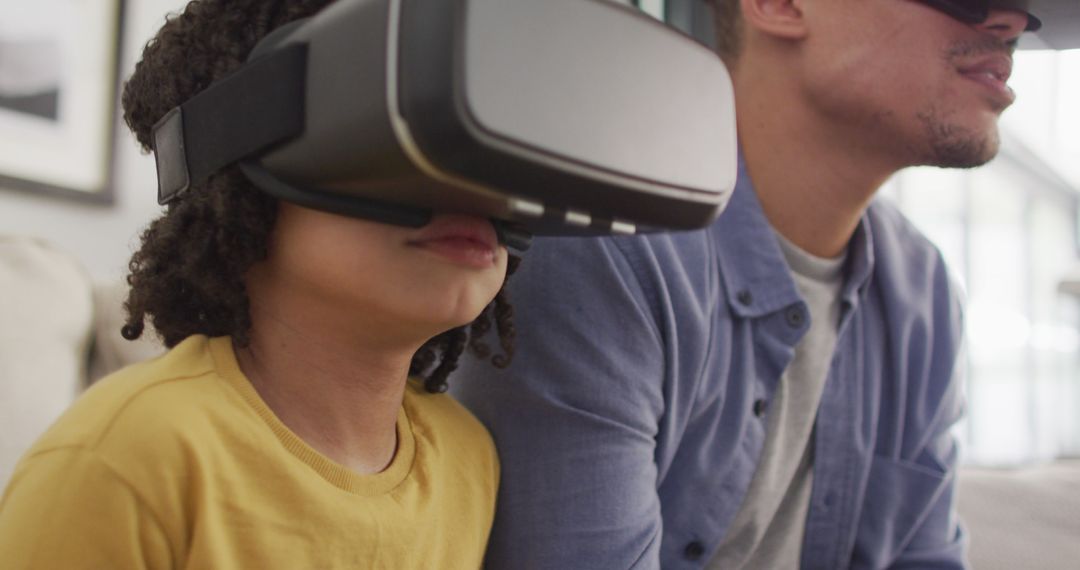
[975,9,1029,42]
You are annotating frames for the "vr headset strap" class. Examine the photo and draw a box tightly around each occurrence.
[151,44,309,205]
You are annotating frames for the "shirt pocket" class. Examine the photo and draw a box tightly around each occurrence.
[851,451,952,569]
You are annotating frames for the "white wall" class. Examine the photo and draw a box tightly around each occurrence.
[0,0,188,280]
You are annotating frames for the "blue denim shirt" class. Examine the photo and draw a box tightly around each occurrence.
[452,163,967,569]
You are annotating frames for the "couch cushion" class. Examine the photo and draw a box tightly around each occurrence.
[0,237,94,489]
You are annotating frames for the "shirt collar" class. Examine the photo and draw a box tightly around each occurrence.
[711,157,876,317]
[842,212,875,307]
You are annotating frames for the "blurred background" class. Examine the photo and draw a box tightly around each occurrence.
[0,0,173,280]
[1,1,1078,565]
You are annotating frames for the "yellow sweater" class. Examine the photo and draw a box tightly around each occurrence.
[0,335,499,569]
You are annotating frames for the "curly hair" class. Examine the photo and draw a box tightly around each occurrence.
[120,0,519,393]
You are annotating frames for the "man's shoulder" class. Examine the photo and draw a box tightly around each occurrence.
[866,199,957,295]
[531,229,714,268]
[865,199,963,342]
[866,198,947,267]
[526,229,716,286]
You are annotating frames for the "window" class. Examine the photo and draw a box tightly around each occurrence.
[888,50,1080,465]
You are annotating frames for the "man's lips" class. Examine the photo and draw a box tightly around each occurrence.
[958,54,1015,105]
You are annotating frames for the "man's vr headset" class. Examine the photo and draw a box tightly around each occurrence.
[151,0,738,250]
[918,0,1041,31]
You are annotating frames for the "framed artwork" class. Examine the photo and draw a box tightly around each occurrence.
[0,0,123,202]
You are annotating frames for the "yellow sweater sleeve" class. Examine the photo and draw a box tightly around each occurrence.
[0,447,173,570]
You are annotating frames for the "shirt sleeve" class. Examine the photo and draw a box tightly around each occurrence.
[453,235,670,570]
[887,281,968,570]
[0,447,174,570]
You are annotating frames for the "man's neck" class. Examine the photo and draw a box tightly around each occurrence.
[733,66,899,258]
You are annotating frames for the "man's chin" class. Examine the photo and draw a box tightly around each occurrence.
[925,142,999,168]
[935,138,999,168]
[918,113,1001,169]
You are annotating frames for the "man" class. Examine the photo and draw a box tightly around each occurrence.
[452,0,1032,568]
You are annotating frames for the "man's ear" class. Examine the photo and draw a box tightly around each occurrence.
[738,0,809,40]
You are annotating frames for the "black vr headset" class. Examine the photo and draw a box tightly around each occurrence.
[151,0,738,251]
[919,0,1042,30]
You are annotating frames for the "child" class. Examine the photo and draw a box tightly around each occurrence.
[0,0,518,567]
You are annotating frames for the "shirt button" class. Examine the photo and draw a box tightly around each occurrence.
[824,490,838,508]
[785,307,805,328]
[736,290,753,305]
[683,540,706,561]
[753,398,768,418]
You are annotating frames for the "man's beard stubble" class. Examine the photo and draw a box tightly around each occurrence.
[915,106,1000,169]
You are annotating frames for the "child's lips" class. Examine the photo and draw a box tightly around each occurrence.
[409,237,498,269]
[406,214,500,269]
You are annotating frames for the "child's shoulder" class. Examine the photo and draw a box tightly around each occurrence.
[404,380,486,428]
[403,380,496,460]
[24,335,227,463]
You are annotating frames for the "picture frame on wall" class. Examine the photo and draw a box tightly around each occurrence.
[0,0,123,203]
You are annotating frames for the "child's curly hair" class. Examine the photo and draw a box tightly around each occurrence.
[120,0,519,393]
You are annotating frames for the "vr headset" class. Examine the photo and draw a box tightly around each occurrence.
[919,0,1041,30]
[151,0,738,250]
[674,0,1045,57]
